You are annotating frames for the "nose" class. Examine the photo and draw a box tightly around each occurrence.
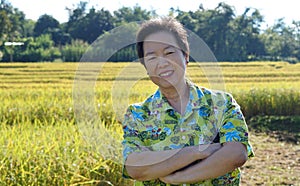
[157,57,169,68]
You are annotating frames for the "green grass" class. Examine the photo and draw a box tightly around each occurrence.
[0,61,299,185]
[1,62,299,126]
[248,115,300,143]
[0,121,132,185]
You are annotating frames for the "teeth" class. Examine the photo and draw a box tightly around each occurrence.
[159,71,172,77]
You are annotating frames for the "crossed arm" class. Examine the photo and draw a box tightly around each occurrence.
[125,141,247,184]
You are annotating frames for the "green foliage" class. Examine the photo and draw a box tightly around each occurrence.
[259,19,300,62]
[248,115,300,143]
[0,89,73,125]
[49,28,71,46]
[0,122,132,185]
[0,0,25,41]
[234,88,300,118]
[176,3,265,61]
[2,34,61,62]
[33,14,60,37]
[32,14,71,46]
[22,19,35,37]
[61,40,89,62]
[113,6,154,26]
[249,115,300,133]
[0,62,299,184]
[66,6,114,44]
[1,1,300,62]
[0,62,299,125]
[93,22,139,62]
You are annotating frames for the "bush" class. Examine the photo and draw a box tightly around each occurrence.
[234,88,300,119]
[248,115,300,143]
[61,40,89,62]
[0,51,3,61]
[1,34,61,62]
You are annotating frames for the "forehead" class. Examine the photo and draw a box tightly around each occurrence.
[143,31,180,51]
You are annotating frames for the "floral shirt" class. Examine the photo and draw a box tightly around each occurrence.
[122,81,254,186]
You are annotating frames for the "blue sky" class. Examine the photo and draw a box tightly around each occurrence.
[9,0,299,28]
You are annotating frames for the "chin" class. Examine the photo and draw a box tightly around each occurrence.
[152,77,178,88]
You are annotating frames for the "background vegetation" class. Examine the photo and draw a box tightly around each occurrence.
[1,0,299,185]
[0,62,299,185]
[1,0,300,63]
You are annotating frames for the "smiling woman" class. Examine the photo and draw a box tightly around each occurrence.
[121,16,254,186]
[143,32,188,103]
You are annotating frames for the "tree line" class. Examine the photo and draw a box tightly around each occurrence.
[0,0,299,63]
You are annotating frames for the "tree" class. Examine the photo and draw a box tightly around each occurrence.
[66,1,87,25]
[229,8,265,61]
[0,0,25,44]
[206,2,235,60]
[178,3,236,61]
[82,8,114,43]
[113,5,154,26]
[33,14,71,46]
[291,21,300,60]
[22,19,35,37]
[260,19,298,61]
[102,22,139,61]
[66,1,114,43]
[49,28,71,46]
[0,7,11,42]
[2,34,61,62]
[61,39,88,62]
[175,10,199,33]
[176,4,266,61]
[33,14,60,36]
[0,0,26,62]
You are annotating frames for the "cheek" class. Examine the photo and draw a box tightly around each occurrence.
[170,56,186,70]
[145,65,156,76]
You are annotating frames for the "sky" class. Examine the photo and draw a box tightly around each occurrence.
[8,0,299,28]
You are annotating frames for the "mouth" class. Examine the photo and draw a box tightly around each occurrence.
[159,70,174,78]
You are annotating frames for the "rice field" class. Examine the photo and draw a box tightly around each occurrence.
[0,61,299,185]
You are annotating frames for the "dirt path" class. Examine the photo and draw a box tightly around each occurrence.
[241,133,300,185]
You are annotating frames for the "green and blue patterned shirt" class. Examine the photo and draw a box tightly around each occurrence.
[122,81,254,185]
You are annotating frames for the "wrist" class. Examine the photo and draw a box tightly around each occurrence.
[198,144,211,159]
[188,145,207,160]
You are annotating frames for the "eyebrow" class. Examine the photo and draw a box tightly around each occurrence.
[145,51,155,57]
[145,45,175,57]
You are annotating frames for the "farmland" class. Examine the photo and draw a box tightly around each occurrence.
[0,62,299,185]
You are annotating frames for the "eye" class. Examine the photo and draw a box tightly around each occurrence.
[165,50,175,56]
[146,56,156,62]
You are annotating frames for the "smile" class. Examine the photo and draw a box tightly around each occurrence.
[159,70,174,77]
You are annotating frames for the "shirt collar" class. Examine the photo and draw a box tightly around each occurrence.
[187,80,209,109]
[150,80,209,111]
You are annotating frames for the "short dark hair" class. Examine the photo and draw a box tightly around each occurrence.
[136,16,189,65]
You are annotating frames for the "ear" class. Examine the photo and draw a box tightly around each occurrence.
[185,54,189,64]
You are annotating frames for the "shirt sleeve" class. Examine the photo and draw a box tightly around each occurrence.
[219,93,255,158]
[121,105,144,178]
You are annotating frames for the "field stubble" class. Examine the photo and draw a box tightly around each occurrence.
[0,62,299,185]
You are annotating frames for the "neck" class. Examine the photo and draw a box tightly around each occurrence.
[160,81,190,114]
[161,83,189,101]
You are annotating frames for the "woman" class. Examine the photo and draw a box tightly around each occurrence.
[122,16,254,185]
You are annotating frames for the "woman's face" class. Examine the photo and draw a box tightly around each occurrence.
[143,31,187,89]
